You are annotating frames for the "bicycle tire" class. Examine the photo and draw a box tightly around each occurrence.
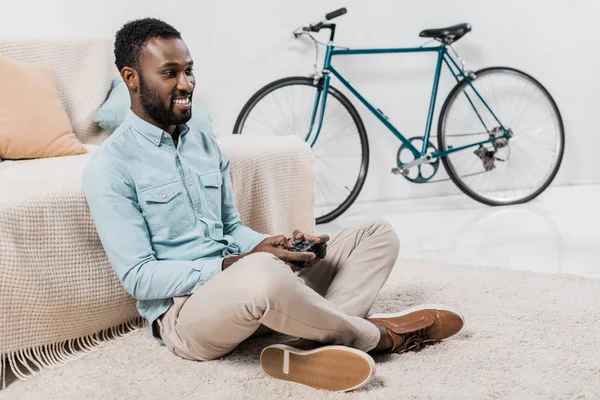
[233,76,369,224]
[438,67,565,206]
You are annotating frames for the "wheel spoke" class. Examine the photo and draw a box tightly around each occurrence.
[235,79,367,223]
[440,69,563,204]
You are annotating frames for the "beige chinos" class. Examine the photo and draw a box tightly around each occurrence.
[156,219,400,361]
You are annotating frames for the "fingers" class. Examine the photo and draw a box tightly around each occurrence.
[309,234,329,244]
[274,248,316,263]
[285,252,316,263]
[263,235,279,246]
[273,235,287,244]
[318,234,330,243]
[292,230,330,244]
[293,230,315,241]
[272,235,294,249]
[293,230,316,242]
[283,237,294,249]
[268,235,291,247]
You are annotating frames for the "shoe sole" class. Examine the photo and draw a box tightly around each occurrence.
[260,344,375,392]
[368,303,465,323]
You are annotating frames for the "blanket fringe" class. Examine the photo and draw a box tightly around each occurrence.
[1,316,147,390]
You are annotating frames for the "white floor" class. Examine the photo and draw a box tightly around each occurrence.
[319,184,600,279]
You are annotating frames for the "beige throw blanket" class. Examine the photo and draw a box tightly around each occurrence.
[0,135,315,388]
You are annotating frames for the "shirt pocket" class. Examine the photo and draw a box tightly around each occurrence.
[139,181,192,240]
[199,171,222,215]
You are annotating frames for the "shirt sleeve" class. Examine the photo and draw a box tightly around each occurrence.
[82,155,222,301]
[217,147,269,253]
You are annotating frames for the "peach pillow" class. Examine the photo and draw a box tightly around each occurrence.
[0,56,87,160]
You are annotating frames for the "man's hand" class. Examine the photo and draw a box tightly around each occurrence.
[292,229,330,245]
[250,235,316,272]
[291,229,330,268]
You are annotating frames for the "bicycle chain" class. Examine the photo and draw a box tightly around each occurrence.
[417,169,493,184]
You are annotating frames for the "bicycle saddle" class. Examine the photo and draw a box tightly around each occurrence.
[419,23,471,44]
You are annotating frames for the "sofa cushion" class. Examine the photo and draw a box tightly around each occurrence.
[0,56,88,160]
[93,78,216,136]
[0,40,118,145]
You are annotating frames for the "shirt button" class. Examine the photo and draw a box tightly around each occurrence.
[197,212,203,218]
[163,133,169,139]
[153,138,159,144]
[188,180,193,186]
[161,193,167,199]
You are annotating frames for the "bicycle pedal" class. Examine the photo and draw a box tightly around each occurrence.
[391,167,409,176]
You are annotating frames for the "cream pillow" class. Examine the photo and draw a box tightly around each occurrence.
[0,56,87,160]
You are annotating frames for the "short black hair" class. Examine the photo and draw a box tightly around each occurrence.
[114,18,181,72]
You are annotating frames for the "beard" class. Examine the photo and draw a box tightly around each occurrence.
[138,73,192,126]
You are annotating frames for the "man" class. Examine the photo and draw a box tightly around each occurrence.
[82,18,464,393]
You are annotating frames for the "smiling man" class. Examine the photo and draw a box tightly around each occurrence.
[82,18,464,393]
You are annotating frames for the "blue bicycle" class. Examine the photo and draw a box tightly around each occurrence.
[233,8,565,224]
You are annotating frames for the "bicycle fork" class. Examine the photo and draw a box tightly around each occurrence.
[304,73,331,147]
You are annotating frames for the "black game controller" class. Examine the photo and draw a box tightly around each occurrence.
[277,238,327,267]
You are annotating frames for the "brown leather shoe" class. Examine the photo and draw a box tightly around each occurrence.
[366,304,464,353]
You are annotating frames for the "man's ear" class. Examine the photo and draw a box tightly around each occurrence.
[121,67,139,92]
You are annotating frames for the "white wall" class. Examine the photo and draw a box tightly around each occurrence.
[2,0,598,204]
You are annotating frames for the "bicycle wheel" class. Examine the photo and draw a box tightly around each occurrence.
[233,76,369,224]
[438,67,565,205]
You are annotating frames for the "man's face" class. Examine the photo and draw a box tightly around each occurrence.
[136,37,195,127]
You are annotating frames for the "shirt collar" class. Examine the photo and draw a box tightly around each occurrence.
[124,109,190,146]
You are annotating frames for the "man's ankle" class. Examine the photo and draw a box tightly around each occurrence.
[282,338,323,351]
[370,323,394,352]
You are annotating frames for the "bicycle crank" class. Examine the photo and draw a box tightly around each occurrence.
[392,137,440,183]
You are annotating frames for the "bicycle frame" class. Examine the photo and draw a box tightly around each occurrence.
[306,44,509,164]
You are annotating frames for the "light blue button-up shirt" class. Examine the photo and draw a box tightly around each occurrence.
[82,109,268,339]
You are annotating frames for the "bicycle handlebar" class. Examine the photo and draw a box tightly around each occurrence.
[325,8,347,20]
[295,7,347,41]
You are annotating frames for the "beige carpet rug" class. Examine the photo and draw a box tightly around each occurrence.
[2,260,599,400]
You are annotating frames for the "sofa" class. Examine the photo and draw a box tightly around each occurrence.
[0,40,316,389]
